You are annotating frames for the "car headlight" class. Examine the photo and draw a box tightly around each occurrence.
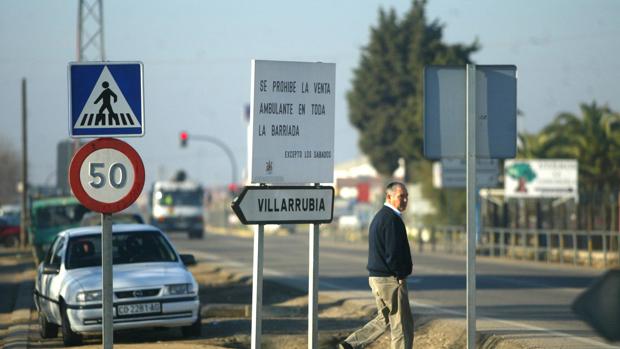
[76,290,102,302]
[164,283,195,295]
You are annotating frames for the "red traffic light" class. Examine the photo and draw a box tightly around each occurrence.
[180,131,188,147]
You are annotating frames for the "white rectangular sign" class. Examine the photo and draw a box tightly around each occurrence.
[504,159,578,199]
[433,159,500,188]
[231,186,334,224]
[250,60,335,184]
[424,65,517,159]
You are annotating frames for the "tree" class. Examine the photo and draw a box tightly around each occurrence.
[540,103,620,188]
[0,137,21,205]
[348,0,479,181]
[347,0,478,225]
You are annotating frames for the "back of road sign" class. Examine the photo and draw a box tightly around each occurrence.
[68,62,144,138]
[423,65,517,159]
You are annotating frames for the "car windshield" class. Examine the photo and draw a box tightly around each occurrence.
[156,190,202,206]
[65,231,178,269]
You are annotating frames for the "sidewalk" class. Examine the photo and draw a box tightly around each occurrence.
[0,248,35,349]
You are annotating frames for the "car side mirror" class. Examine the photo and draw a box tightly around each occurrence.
[180,254,196,266]
[42,264,60,274]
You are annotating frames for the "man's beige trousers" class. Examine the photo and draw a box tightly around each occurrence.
[344,276,414,349]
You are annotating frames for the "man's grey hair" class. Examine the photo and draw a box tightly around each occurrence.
[386,182,406,196]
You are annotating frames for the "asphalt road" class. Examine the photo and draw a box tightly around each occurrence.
[170,229,620,349]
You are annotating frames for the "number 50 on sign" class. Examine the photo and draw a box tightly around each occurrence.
[69,138,145,213]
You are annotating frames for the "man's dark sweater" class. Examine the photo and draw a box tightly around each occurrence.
[366,205,412,279]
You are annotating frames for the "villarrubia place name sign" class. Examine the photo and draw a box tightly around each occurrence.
[231,186,334,225]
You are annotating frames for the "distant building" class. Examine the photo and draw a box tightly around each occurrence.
[57,140,83,195]
[333,156,435,225]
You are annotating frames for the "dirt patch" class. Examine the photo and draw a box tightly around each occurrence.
[0,248,35,342]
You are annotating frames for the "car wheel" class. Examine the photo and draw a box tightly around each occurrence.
[181,310,202,337]
[38,311,58,339]
[60,301,82,346]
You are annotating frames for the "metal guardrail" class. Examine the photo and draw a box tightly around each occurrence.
[209,207,620,269]
[414,226,620,268]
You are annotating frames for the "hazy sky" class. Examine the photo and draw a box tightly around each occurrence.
[1,0,619,188]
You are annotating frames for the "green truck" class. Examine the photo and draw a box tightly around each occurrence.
[29,196,91,263]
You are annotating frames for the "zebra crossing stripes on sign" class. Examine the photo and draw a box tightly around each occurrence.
[68,62,144,137]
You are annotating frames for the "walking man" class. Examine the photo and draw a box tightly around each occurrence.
[340,182,414,349]
[94,81,117,115]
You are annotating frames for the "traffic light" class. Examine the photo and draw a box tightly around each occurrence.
[228,183,239,197]
[180,131,188,147]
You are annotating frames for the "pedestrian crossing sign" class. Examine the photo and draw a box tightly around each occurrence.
[68,61,144,137]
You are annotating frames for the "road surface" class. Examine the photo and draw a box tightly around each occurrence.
[170,229,620,349]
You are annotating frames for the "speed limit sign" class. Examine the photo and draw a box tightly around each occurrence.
[69,138,145,213]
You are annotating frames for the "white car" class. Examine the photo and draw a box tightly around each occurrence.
[34,224,201,346]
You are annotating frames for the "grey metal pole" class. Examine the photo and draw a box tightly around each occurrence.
[20,78,28,249]
[308,222,319,349]
[101,213,113,349]
[98,0,105,61]
[251,224,264,349]
[466,64,477,349]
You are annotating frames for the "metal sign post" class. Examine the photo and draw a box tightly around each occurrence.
[466,64,477,349]
[246,59,336,349]
[69,60,146,349]
[69,138,145,349]
[232,186,334,349]
[424,64,517,349]
[308,222,319,349]
[251,224,265,349]
[101,213,113,349]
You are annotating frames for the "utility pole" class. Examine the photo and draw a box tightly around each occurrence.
[73,0,105,169]
[78,0,105,61]
[77,2,109,348]
[20,79,28,248]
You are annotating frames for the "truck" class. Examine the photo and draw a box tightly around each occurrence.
[150,177,205,239]
[29,196,91,263]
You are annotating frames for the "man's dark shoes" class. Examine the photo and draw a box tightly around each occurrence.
[338,341,353,349]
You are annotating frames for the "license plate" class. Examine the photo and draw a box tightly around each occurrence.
[117,302,161,316]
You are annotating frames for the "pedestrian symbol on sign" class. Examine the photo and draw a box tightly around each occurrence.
[95,81,117,115]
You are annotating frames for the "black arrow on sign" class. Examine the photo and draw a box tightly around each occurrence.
[231,186,251,225]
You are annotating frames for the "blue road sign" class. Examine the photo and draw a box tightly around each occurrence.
[68,62,144,137]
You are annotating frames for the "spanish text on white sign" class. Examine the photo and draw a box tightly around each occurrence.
[250,60,335,184]
[68,62,144,138]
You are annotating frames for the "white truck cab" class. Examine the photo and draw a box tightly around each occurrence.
[150,179,204,239]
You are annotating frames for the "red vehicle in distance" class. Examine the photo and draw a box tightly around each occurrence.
[0,217,20,248]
